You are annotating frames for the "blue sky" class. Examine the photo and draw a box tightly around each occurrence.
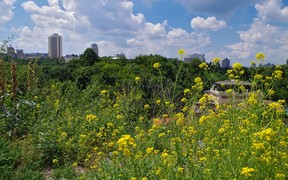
[1,0,288,66]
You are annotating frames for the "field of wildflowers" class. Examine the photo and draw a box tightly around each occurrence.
[0,50,287,179]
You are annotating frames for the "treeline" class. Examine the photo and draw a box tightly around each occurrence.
[1,48,288,103]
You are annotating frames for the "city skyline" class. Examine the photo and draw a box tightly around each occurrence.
[1,0,288,66]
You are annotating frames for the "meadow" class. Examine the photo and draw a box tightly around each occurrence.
[0,50,287,179]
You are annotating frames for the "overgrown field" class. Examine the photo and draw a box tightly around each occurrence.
[0,50,287,179]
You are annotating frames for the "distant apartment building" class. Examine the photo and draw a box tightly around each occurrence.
[222,58,231,68]
[91,43,98,56]
[7,45,15,54]
[26,53,48,59]
[48,33,62,58]
[112,53,126,59]
[65,54,79,62]
[6,45,16,58]
[16,49,26,59]
[184,53,205,62]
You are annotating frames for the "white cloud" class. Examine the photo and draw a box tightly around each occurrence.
[226,20,288,65]
[144,21,167,37]
[255,0,288,22]
[21,1,90,31]
[0,0,16,26]
[60,0,145,35]
[126,23,211,58]
[191,16,227,31]
[12,0,212,59]
[96,40,126,57]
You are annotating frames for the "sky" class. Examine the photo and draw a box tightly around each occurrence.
[1,0,288,66]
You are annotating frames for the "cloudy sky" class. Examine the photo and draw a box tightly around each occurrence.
[1,0,288,65]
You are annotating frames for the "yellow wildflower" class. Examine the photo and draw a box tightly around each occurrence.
[275,173,286,179]
[135,76,141,83]
[144,104,150,109]
[194,77,202,83]
[86,114,97,121]
[158,132,165,138]
[267,89,274,96]
[199,62,208,70]
[251,142,265,150]
[116,114,123,120]
[199,115,207,124]
[155,99,161,105]
[177,48,185,56]
[274,70,283,79]
[253,128,276,141]
[161,150,169,159]
[52,159,58,164]
[117,135,136,156]
[178,49,185,60]
[232,62,242,71]
[212,57,221,63]
[181,98,187,103]
[153,62,161,69]
[101,89,108,95]
[177,167,185,173]
[240,167,255,177]
[254,74,263,80]
[184,88,191,95]
[146,147,154,155]
[250,61,256,66]
[225,88,233,94]
[255,52,265,61]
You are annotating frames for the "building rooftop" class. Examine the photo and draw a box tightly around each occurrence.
[214,80,252,86]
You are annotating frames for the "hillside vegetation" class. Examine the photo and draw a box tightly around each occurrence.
[0,50,287,179]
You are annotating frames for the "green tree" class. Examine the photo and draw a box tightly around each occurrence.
[80,48,99,66]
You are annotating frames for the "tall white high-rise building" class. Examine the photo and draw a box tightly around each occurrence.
[48,33,62,58]
[91,43,98,56]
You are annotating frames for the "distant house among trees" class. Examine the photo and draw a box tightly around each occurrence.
[184,53,205,62]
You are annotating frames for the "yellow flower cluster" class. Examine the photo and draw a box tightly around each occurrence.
[178,48,185,60]
[273,70,283,79]
[255,52,265,61]
[240,167,255,177]
[183,88,191,95]
[155,99,161,105]
[86,114,97,122]
[199,62,208,70]
[135,76,141,83]
[52,159,59,165]
[192,77,203,91]
[254,74,263,80]
[153,62,161,69]
[253,128,276,141]
[268,101,285,113]
[177,49,185,56]
[232,62,242,71]
[101,89,108,95]
[144,104,150,109]
[212,57,221,63]
[116,135,137,156]
[226,62,244,80]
